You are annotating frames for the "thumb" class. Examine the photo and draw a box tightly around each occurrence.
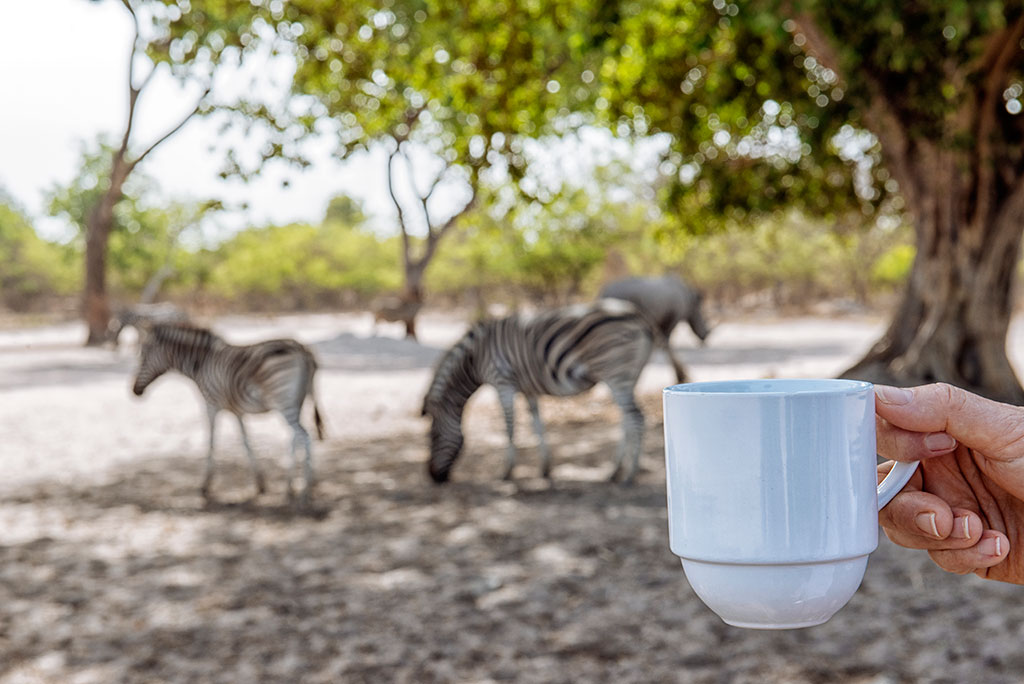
[875,383,1024,461]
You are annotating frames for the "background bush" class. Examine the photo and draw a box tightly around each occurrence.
[3,188,917,317]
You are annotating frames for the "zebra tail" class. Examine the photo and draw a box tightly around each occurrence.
[306,351,325,440]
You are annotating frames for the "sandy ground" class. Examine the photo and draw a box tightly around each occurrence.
[3,310,1024,683]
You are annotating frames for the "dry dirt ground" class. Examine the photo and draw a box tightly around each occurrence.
[3,311,1024,683]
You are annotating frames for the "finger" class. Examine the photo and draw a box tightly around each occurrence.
[875,384,1024,461]
[876,416,957,463]
[879,488,982,549]
[927,530,1010,575]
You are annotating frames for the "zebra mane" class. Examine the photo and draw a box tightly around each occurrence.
[148,322,222,351]
[423,321,488,414]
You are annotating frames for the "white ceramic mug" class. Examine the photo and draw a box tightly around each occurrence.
[662,378,918,630]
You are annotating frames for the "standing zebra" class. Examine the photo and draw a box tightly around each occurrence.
[131,322,325,505]
[421,299,655,485]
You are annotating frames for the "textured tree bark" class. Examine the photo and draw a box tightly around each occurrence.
[787,9,1024,403]
[82,163,129,347]
[843,154,1024,403]
[400,266,425,341]
[83,210,113,347]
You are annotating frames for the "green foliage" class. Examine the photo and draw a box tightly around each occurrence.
[594,1,1023,228]
[324,195,367,226]
[872,244,916,289]
[0,194,79,311]
[46,138,217,300]
[206,221,401,309]
[282,0,601,160]
[672,214,914,308]
[427,181,648,304]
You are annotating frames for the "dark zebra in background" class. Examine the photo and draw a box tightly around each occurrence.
[421,299,656,485]
[599,275,712,383]
[131,323,325,506]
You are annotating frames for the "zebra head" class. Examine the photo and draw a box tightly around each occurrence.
[132,329,170,396]
[424,408,464,483]
[687,291,712,344]
[421,327,484,483]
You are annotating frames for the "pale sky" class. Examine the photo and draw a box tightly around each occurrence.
[0,0,399,243]
[0,1,665,245]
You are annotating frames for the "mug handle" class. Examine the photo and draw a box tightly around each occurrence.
[877,459,919,510]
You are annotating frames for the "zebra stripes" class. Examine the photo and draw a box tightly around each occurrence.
[131,323,324,505]
[422,298,655,484]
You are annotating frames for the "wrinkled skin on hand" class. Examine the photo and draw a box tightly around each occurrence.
[875,383,1024,584]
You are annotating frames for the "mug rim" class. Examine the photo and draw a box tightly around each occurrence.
[663,378,872,397]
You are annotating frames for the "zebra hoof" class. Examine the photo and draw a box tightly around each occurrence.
[616,469,637,486]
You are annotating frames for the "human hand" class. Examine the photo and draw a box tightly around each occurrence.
[875,382,1024,583]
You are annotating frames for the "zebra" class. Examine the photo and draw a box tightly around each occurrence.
[421,298,656,485]
[130,322,325,506]
[108,302,190,347]
[599,275,712,383]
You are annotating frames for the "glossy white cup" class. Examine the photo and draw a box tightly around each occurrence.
[663,379,918,630]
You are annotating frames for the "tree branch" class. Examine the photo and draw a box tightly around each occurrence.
[782,6,844,82]
[119,0,142,159]
[970,14,1024,231]
[409,158,446,239]
[386,142,414,260]
[786,5,921,214]
[419,187,478,268]
[129,86,211,170]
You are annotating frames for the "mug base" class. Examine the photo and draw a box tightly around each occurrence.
[720,617,832,630]
[680,555,869,630]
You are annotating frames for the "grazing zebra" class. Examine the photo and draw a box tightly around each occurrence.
[421,299,656,485]
[131,323,325,505]
[599,275,711,383]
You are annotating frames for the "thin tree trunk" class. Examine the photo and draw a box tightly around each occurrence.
[83,211,114,346]
[83,165,128,346]
[400,261,425,341]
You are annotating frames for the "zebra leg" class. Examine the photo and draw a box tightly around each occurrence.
[283,407,314,506]
[526,396,552,478]
[235,414,266,497]
[295,422,315,507]
[667,346,688,384]
[202,404,219,500]
[610,388,645,485]
[497,385,518,480]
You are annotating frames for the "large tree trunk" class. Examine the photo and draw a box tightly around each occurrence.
[843,151,1024,404]
[788,9,1024,404]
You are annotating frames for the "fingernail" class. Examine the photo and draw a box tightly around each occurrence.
[978,536,1003,557]
[916,512,940,538]
[924,432,957,452]
[952,516,971,539]
[876,386,913,405]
